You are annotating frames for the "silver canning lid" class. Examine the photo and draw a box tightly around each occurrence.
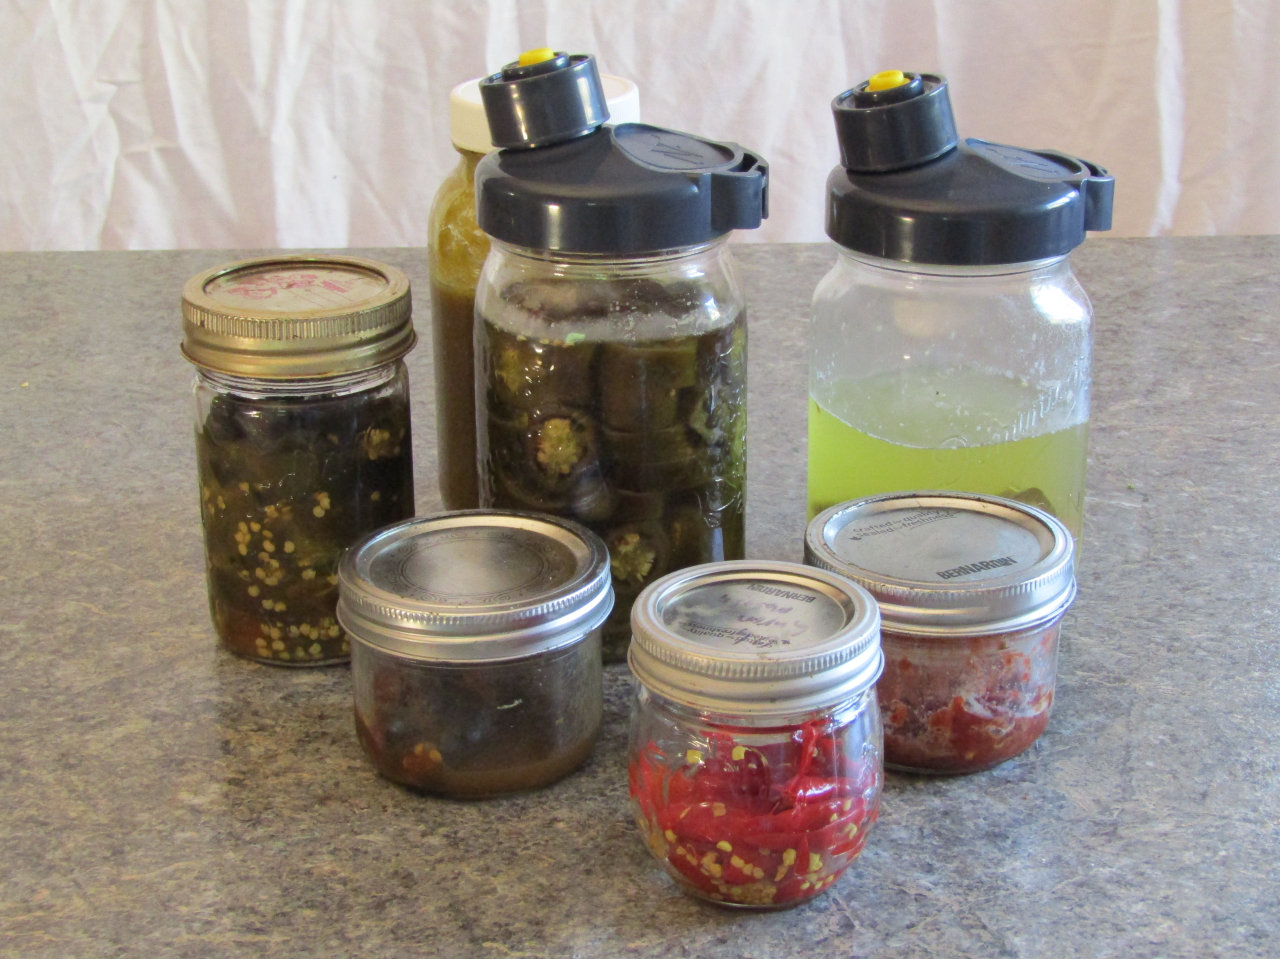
[629,560,882,718]
[337,510,613,661]
[805,491,1076,636]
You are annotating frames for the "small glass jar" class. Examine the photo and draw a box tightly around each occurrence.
[806,491,1076,774]
[182,256,417,665]
[338,510,613,799]
[627,561,883,909]
[476,238,748,661]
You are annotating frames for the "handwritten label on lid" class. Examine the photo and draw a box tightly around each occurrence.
[205,264,388,314]
[663,578,848,653]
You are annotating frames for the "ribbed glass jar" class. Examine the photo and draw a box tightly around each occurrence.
[476,238,747,662]
[627,560,882,909]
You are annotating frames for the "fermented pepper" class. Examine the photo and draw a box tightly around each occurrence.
[630,720,879,908]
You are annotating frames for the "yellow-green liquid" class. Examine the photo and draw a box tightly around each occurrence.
[807,372,1088,537]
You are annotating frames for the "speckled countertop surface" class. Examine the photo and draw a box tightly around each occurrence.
[1,239,1278,958]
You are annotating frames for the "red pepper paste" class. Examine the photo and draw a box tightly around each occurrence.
[878,622,1059,774]
[629,720,879,908]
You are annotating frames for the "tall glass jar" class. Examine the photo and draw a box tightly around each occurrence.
[476,238,747,660]
[428,144,489,510]
[811,70,1113,540]
[183,256,417,665]
[808,250,1092,537]
[427,74,639,510]
[628,561,883,909]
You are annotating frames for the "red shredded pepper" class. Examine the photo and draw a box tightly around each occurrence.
[629,720,879,908]
[879,625,1058,774]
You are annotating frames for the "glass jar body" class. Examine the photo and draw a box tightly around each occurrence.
[476,239,748,661]
[628,686,882,909]
[352,631,603,798]
[878,617,1062,774]
[808,249,1092,538]
[194,362,414,665]
[428,147,491,510]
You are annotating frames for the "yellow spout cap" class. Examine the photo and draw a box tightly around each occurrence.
[866,70,909,92]
[519,47,557,67]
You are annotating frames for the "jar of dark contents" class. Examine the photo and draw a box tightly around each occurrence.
[474,50,767,660]
[627,561,883,909]
[427,70,639,510]
[338,511,613,798]
[806,491,1076,774]
[182,256,416,665]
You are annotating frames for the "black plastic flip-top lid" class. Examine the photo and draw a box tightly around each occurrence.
[476,122,769,253]
[827,71,1114,265]
[480,51,610,150]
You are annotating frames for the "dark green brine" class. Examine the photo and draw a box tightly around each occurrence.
[479,278,746,660]
[196,372,414,664]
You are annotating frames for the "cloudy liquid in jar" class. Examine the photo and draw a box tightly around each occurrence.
[807,367,1088,537]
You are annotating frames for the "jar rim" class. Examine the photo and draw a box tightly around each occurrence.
[805,491,1076,633]
[337,510,613,662]
[628,560,883,719]
[181,254,415,378]
[835,244,1071,278]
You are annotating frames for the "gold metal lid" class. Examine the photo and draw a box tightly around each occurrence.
[181,255,415,378]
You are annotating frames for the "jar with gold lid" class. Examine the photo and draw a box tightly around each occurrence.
[181,255,417,665]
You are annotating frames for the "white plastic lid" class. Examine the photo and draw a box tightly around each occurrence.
[449,73,641,154]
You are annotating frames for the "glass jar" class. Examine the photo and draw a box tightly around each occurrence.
[476,238,747,661]
[811,72,1113,541]
[808,251,1092,537]
[427,74,640,510]
[182,256,417,665]
[428,143,489,510]
[338,511,613,798]
[627,561,883,909]
[806,491,1076,774]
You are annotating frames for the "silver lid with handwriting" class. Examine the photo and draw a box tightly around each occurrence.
[338,510,612,661]
[628,560,881,717]
[805,491,1075,636]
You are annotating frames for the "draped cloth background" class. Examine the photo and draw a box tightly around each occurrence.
[4,0,1278,250]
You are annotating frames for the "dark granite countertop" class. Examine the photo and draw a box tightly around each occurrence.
[1,239,1277,957]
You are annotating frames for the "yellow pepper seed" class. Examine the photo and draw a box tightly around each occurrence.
[731,746,746,761]
[712,802,726,817]
[716,841,733,853]
[782,849,797,866]
[686,749,703,764]
[809,853,823,873]
[664,830,677,843]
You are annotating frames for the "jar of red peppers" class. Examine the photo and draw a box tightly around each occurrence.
[182,256,417,665]
[338,511,613,798]
[805,492,1076,775]
[627,560,883,909]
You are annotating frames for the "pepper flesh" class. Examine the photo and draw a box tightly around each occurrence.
[878,622,1059,773]
[629,720,879,908]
